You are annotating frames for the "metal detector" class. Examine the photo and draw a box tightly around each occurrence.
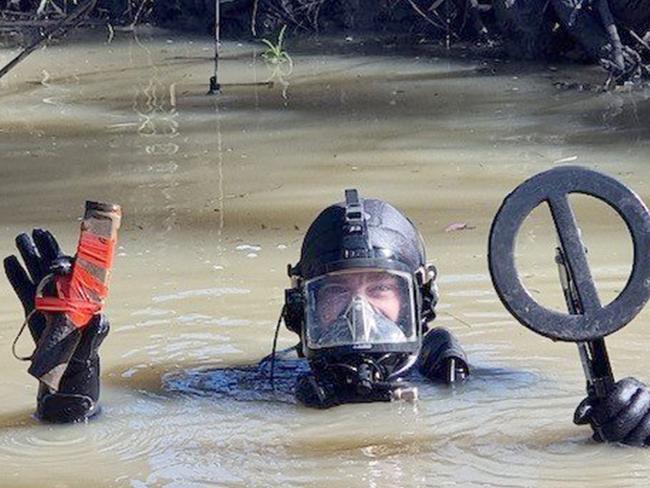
[488,166,650,415]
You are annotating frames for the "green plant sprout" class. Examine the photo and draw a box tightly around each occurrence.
[260,25,293,76]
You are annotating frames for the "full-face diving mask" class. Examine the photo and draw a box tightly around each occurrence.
[300,266,421,400]
[304,268,418,352]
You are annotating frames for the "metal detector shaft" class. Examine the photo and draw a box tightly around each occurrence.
[555,247,615,399]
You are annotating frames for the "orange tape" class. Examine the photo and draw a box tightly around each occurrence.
[35,296,101,316]
[35,233,116,328]
[77,233,115,269]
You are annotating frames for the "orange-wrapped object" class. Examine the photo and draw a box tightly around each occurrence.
[29,201,121,390]
[35,202,120,326]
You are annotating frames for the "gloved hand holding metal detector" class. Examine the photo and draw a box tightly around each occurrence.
[489,166,650,446]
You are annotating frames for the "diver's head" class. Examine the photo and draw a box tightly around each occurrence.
[284,189,438,391]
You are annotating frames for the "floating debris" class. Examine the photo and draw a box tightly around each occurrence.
[445,222,476,232]
[235,244,262,252]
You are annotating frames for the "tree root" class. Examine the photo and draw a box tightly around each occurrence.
[596,0,625,71]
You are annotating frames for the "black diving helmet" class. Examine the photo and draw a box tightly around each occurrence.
[284,189,438,397]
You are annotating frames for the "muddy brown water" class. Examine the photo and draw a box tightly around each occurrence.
[1,29,650,487]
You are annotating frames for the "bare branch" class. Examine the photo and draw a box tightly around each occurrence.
[0,0,98,81]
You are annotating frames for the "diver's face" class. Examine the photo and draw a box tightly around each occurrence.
[315,271,403,326]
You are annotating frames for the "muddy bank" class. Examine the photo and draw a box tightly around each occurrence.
[3,1,650,85]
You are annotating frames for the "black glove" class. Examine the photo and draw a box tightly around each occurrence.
[4,229,109,423]
[418,327,469,384]
[574,377,650,446]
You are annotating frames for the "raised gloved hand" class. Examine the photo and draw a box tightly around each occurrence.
[4,229,109,423]
[574,377,650,446]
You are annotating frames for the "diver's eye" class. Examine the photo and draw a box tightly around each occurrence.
[319,284,351,301]
[367,282,398,298]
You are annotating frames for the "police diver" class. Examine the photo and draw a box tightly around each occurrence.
[5,189,650,447]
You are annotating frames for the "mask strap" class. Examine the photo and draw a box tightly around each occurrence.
[342,188,371,259]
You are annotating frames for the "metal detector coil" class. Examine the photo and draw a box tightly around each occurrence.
[489,165,650,343]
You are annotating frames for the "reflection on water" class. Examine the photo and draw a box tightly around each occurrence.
[1,29,650,487]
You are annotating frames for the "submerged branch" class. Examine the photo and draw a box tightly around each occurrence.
[0,18,103,30]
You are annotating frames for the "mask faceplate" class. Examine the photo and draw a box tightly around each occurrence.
[304,268,417,350]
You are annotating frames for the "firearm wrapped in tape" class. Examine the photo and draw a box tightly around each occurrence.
[29,201,121,391]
